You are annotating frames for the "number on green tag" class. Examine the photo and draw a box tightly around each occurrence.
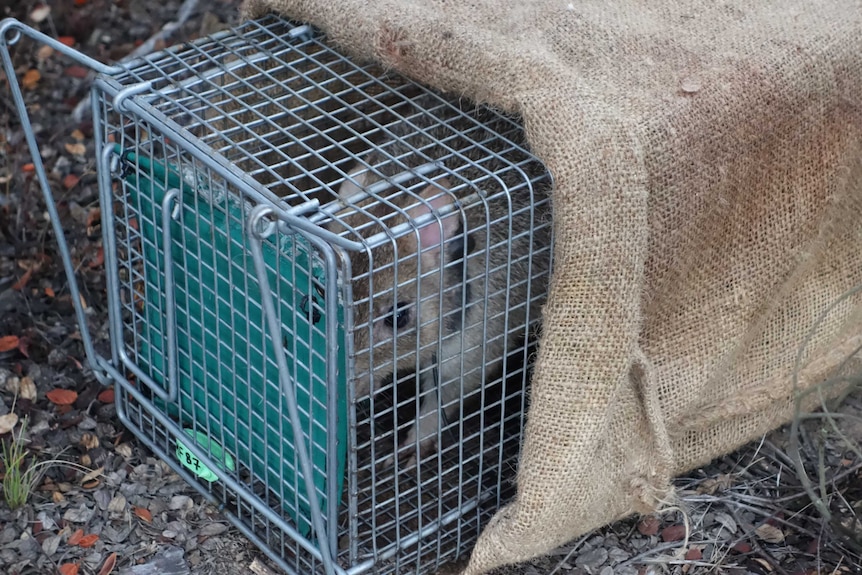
[175,429,236,482]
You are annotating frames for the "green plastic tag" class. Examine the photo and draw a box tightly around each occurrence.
[175,429,236,482]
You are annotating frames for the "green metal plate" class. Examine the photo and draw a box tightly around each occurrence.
[117,145,346,536]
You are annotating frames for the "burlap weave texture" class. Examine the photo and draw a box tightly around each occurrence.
[241,1,862,573]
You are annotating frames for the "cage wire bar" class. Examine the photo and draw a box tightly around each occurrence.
[0,14,553,575]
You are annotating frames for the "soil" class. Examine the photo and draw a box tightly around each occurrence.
[0,1,860,575]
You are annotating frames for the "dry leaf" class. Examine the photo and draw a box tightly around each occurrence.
[755,522,785,544]
[45,286,55,298]
[19,376,37,401]
[5,376,19,393]
[22,69,40,90]
[78,534,99,548]
[12,268,34,291]
[67,528,84,546]
[29,4,51,22]
[46,388,78,405]
[88,247,104,269]
[752,557,774,572]
[5,376,20,394]
[16,337,30,358]
[22,163,35,173]
[63,174,80,189]
[0,412,19,434]
[58,563,80,575]
[58,36,76,47]
[64,143,86,156]
[114,443,132,459]
[684,547,703,561]
[36,45,54,61]
[695,473,734,495]
[65,65,88,79]
[661,524,687,542]
[97,552,117,575]
[0,335,19,352]
[97,388,115,403]
[133,506,153,522]
[107,494,127,513]
[80,433,100,450]
[70,129,85,141]
[80,466,103,483]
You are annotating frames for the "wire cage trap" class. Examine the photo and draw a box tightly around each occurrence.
[0,14,554,575]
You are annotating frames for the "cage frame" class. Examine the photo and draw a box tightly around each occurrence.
[0,15,553,575]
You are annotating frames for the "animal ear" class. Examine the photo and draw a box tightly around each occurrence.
[407,178,461,252]
[337,164,373,199]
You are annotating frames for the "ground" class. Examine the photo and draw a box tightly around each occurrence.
[0,1,860,575]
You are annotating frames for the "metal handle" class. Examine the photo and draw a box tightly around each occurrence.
[247,205,337,575]
[0,18,119,381]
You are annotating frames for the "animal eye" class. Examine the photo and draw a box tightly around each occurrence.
[384,302,411,330]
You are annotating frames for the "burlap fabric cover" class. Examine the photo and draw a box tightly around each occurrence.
[241,1,862,573]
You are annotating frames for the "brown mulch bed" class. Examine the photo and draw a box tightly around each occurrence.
[1,1,861,574]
